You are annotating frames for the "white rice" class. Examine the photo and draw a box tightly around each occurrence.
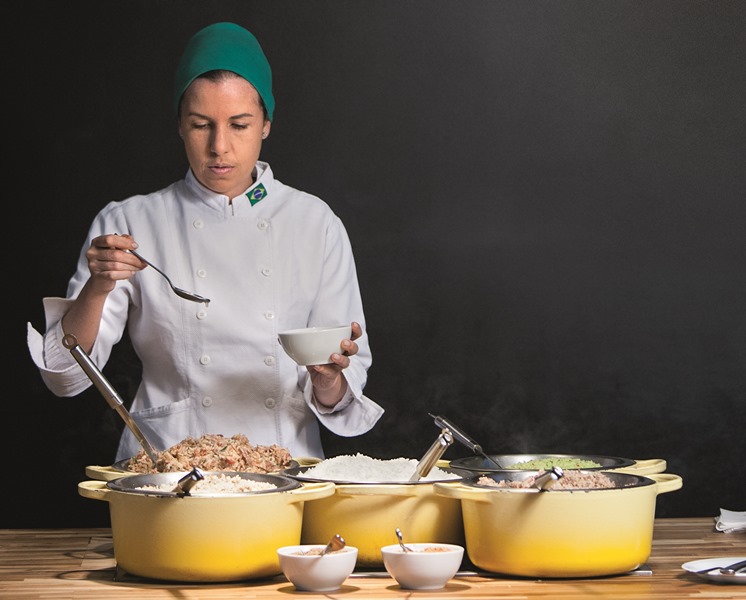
[137,473,278,494]
[301,453,460,482]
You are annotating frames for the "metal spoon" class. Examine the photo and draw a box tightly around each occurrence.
[696,558,746,575]
[172,467,205,496]
[533,466,564,491]
[409,429,453,482]
[128,248,210,305]
[395,528,414,553]
[721,559,746,575]
[62,333,161,465]
[319,534,346,556]
[114,234,208,305]
[428,413,504,469]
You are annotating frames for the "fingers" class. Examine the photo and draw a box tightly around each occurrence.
[309,353,348,375]
[91,233,138,251]
[340,337,356,358]
[86,233,144,279]
[337,321,362,358]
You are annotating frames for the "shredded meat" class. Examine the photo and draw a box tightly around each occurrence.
[126,433,293,474]
[477,470,622,489]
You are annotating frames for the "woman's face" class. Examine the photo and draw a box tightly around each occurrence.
[178,75,270,200]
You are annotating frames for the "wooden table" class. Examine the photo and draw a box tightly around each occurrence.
[1,518,744,599]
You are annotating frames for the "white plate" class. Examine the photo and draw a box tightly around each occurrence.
[682,556,746,584]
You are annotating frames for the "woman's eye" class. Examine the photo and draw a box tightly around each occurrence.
[231,123,249,130]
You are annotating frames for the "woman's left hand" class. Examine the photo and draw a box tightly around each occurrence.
[308,321,362,407]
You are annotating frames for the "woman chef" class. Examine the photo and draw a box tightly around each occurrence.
[27,22,383,461]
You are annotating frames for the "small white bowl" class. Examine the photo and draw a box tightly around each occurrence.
[381,543,464,590]
[277,544,358,592]
[278,325,352,366]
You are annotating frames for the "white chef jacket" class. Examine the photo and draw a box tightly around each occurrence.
[27,162,384,461]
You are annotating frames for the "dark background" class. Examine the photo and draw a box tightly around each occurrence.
[9,1,745,528]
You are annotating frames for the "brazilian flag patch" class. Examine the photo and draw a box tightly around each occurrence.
[247,183,268,206]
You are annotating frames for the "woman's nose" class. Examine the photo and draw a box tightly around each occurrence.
[210,127,229,154]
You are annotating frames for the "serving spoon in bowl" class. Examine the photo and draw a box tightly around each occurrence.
[395,528,414,553]
[319,534,346,556]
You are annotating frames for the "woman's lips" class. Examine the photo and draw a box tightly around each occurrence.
[209,165,233,175]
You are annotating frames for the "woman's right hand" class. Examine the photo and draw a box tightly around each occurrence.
[85,233,145,294]
[61,233,145,352]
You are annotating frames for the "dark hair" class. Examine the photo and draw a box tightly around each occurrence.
[177,69,268,120]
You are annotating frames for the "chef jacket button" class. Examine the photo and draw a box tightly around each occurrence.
[202,396,213,407]
[264,311,275,320]
[193,219,204,229]
[197,269,207,278]
[261,267,272,277]
[199,355,211,365]
[265,397,276,408]
[196,309,208,319]
[258,219,269,231]
[264,356,275,366]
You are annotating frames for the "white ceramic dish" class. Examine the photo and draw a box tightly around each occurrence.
[681,556,746,584]
[381,543,464,590]
[278,325,351,366]
[277,544,358,592]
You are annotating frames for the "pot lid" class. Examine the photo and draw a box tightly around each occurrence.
[463,469,653,491]
[107,471,302,497]
[450,453,636,472]
[281,465,471,485]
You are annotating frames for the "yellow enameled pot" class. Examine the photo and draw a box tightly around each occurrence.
[434,471,682,578]
[283,466,467,567]
[78,472,334,582]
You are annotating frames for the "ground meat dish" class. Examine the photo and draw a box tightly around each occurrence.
[126,433,293,474]
[477,470,621,489]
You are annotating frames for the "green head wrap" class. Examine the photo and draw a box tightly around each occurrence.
[174,22,274,120]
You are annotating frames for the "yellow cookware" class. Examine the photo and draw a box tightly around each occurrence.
[434,471,682,578]
[78,472,334,582]
[283,466,467,567]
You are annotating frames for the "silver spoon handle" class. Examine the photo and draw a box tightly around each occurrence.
[121,239,210,305]
[428,413,504,469]
[409,429,453,482]
[129,248,171,283]
[62,334,160,465]
[720,558,746,574]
